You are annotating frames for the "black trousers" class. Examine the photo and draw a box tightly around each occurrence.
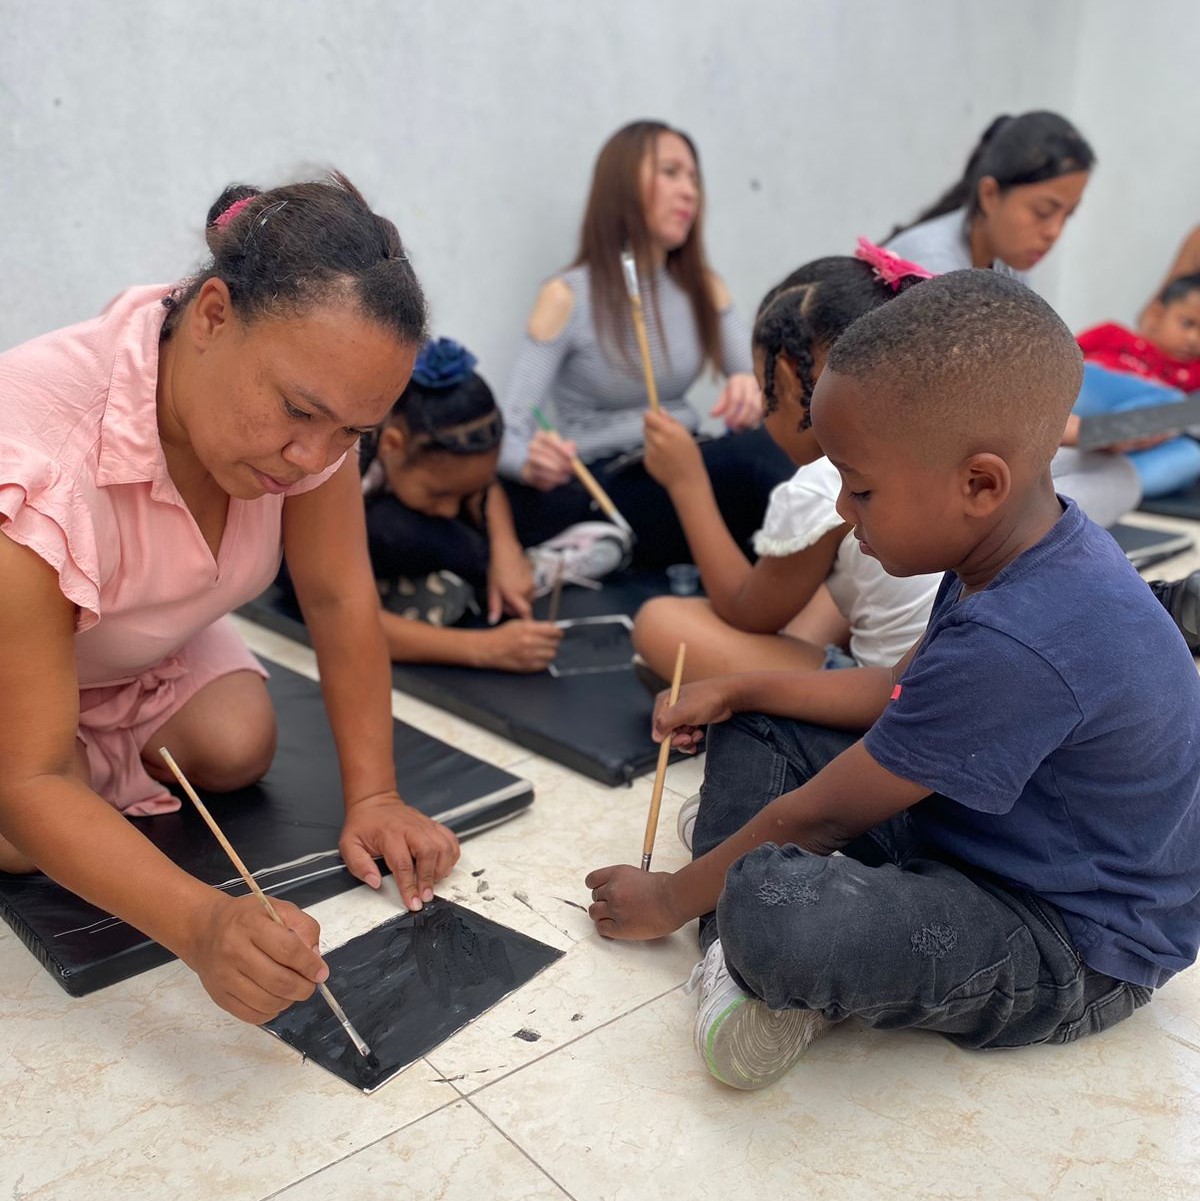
[501,426,795,571]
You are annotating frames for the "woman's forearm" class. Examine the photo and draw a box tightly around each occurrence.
[667,476,753,612]
[0,775,217,957]
[304,589,399,807]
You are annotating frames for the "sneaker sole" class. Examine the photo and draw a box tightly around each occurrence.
[700,994,826,1090]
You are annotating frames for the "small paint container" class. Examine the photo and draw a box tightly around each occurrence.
[666,563,701,596]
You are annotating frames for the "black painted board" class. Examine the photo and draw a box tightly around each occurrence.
[1107,521,1195,570]
[238,574,676,786]
[1077,395,1200,450]
[265,898,562,1092]
[1139,478,1200,521]
[0,663,532,996]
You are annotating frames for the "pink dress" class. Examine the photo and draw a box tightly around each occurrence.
[0,286,344,814]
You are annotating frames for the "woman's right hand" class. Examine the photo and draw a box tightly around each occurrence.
[652,678,737,752]
[183,893,328,1025]
[476,619,563,672]
[520,430,577,491]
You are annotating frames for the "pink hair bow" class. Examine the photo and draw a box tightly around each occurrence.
[855,236,935,291]
[214,196,255,228]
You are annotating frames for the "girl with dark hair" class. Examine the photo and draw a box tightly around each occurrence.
[0,172,459,1026]
[887,112,1142,527]
[887,111,1095,278]
[633,242,941,694]
[359,337,565,672]
[499,119,795,569]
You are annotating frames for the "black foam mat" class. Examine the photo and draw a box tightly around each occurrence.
[0,663,533,996]
[239,574,675,786]
[1108,520,1195,570]
[1139,480,1200,522]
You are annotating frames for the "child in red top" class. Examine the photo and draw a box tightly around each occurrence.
[1078,273,1200,392]
[1072,273,1200,497]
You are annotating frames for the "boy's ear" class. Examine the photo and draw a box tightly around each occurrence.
[976,175,1001,217]
[960,452,1010,515]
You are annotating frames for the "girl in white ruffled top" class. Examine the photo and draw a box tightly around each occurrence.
[634,243,942,683]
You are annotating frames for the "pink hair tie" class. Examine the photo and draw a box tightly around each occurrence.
[855,236,935,291]
[213,195,255,229]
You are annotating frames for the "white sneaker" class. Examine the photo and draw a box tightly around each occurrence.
[677,793,700,852]
[528,522,633,596]
[686,938,830,1090]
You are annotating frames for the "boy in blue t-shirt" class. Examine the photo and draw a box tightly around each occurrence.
[584,270,1200,1090]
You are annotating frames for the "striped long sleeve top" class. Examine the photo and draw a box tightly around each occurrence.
[498,263,754,478]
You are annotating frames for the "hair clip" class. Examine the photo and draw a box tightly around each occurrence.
[412,337,478,389]
[855,237,935,291]
[213,196,255,229]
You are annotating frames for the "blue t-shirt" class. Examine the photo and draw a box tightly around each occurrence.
[864,499,1200,989]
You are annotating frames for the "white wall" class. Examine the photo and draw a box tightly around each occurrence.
[1052,0,1200,330]
[2,0,1137,398]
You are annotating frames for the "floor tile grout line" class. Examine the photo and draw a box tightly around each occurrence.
[253,976,688,1198]
[255,1084,463,1201]
[445,978,689,1101]
[462,1094,579,1201]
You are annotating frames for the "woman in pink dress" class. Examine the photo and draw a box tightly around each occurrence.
[0,174,459,1024]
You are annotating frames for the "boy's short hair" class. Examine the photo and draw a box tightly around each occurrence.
[1158,271,1200,307]
[825,270,1082,469]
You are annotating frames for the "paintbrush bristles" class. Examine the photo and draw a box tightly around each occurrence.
[620,248,641,300]
[620,249,660,412]
[640,643,687,871]
[547,562,566,626]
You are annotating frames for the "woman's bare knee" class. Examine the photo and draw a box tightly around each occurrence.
[146,672,277,792]
[0,834,37,875]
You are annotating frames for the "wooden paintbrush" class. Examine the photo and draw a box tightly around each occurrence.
[531,406,633,537]
[157,747,372,1059]
[641,642,687,871]
[620,247,660,413]
[546,558,566,626]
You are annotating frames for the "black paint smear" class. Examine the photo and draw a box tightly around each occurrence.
[266,898,561,1092]
[513,1027,541,1042]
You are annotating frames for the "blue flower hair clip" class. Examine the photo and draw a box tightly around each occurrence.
[412,337,478,389]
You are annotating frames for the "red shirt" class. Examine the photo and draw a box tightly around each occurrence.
[1077,322,1200,392]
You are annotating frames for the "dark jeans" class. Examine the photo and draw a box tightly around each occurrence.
[502,426,795,571]
[694,713,1153,1049]
[364,493,490,591]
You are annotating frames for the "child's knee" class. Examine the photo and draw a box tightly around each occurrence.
[632,596,688,662]
[717,845,885,1009]
[716,845,835,999]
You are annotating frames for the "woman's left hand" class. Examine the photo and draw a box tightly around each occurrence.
[710,372,764,431]
[487,540,535,623]
[339,792,461,911]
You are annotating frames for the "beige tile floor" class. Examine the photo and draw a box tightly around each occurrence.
[3,525,1200,1201]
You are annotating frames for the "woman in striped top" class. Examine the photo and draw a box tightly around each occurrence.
[499,120,794,569]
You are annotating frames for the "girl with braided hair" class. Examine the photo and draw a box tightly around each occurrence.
[354,337,564,672]
[0,172,460,1026]
[633,243,942,687]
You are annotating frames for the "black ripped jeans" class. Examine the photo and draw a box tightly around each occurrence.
[693,714,1153,1049]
